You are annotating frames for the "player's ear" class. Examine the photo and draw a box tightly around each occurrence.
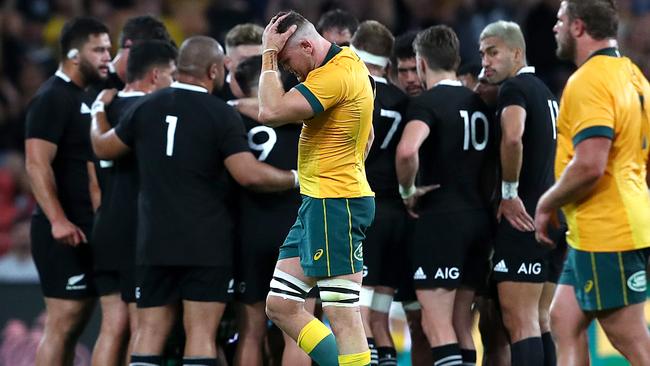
[209,62,220,80]
[67,48,80,65]
[571,17,585,38]
[300,39,312,54]
[224,55,233,72]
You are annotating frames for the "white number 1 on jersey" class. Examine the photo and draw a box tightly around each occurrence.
[165,115,178,156]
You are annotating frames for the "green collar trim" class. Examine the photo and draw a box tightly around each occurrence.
[588,47,621,60]
[320,43,342,67]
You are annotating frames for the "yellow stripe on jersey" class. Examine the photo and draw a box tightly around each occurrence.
[556,48,650,252]
[294,44,375,199]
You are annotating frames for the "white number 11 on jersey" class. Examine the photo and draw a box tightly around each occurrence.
[165,115,178,156]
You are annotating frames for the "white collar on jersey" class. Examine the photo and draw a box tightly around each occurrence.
[371,75,388,84]
[436,79,463,87]
[171,81,208,93]
[55,69,71,82]
[516,66,536,75]
[118,90,146,97]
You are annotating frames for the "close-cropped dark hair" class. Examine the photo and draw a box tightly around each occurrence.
[60,17,109,58]
[566,0,618,40]
[316,9,359,35]
[413,25,461,72]
[234,55,262,97]
[393,31,419,60]
[119,15,173,48]
[274,10,311,34]
[126,40,177,83]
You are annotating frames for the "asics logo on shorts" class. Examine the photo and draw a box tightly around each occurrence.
[66,274,86,290]
[313,249,324,261]
[228,279,235,294]
[627,271,646,292]
[584,280,594,293]
[493,260,508,273]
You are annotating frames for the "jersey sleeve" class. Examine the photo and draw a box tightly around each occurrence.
[114,103,140,148]
[25,89,72,144]
[566,73,615,146]
[294,67,345,115]
[218,108,249,158]
[497,79,527,112]
[405,94,437,128]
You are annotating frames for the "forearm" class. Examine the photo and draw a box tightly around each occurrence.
[396,153,418,188]
[247,162,295,192]
[87,162,101,212]
[258,50,287,127]
[500,138,522,182]
[540,159,601,210]
[26,162,67,222]
[232,98,260,121]
[90,111,112,158]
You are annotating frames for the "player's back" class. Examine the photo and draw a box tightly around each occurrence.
[365,76,409,198]
[115,82,247,266]
[557,51,650,251]
[409,81,495,213]
[497,69,558,212]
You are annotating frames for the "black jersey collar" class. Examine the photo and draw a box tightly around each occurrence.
[171,81,208,93]
[55,70,71,83]
[588,47,621,60]
[319,43,342,67]
[516,66,536,75]
[371,75,388,84]
[118,90,146,97]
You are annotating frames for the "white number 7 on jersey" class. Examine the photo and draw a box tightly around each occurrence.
[165,115,178,156]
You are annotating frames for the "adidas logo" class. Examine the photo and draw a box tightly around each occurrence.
[413,267,427,280]
[494,260,508,273]
[80,103,91,114]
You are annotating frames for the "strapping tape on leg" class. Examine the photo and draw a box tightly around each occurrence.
[359,286,374,308]
[401,301,421,311]
[370,292,393,313]
[268,269,313,302]
[317,278,361,307]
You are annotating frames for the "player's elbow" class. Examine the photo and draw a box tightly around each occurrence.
[577,160,606,184]
[501,134,522,149]
[237,170,265,190]
[92,141,113,160]
[396,142,417,165]
[258,107,286,127]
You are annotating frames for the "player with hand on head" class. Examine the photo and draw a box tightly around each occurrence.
[258,11,376,366]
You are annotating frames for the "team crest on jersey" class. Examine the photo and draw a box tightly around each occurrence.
[354,243,363,261]
[584,280,594,293]
[66,274,86,290]
[627,271,646,292]
[313,249,324,261]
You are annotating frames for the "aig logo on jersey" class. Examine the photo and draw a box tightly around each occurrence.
[517,262,542,275]
[434,267,460,280]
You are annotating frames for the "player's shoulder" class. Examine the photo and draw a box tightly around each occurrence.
[374,77,408,105]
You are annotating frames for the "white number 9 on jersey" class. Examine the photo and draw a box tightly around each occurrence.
[248,126,277,161]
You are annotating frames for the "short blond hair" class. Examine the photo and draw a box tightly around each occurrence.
[480,20,526,54]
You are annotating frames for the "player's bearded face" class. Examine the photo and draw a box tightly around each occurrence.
[79,33,112,84]
[554,2,575,61]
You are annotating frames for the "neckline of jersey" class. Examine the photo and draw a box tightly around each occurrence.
[319,43,343,68]
[171,81,208,93]
[118,90,146,97]
[55,70,71,82]
[588,47,621,60]
[371,75,388,84]
[436,79,463,87]
[516,66,536,75]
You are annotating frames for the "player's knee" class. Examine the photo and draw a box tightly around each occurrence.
[266,269,313,322]
[318,278,361,308]
[500,307,536,333]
